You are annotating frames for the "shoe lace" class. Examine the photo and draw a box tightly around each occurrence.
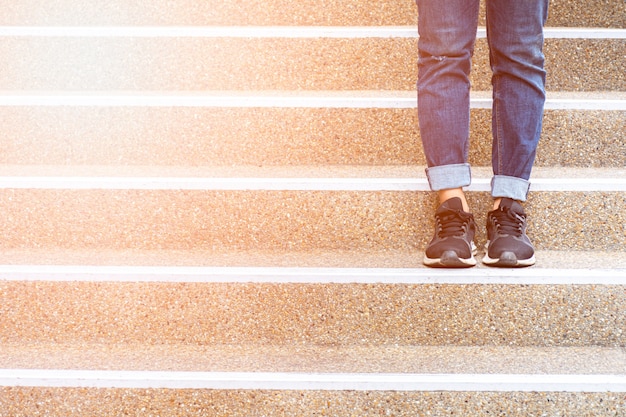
[491,207,524,237]
[436,210,469,238]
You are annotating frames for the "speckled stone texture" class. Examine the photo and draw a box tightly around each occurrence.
[0,186,623,251]
[0,0,623,27]
[0,0,623,414]
[1,282,625,346]
[2,345,625,373]
[0,345,624,415]
[0,247,625,268]
[0,106,623,167]
[0,388,624,417]
[0,38,623,91]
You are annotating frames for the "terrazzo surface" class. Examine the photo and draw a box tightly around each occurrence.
[0,247,625,268]
[1,344,625,373]
[0,186,623,251]
[0,38,623,91]
[0,0,623,27]
[0,1,623,415]
[1,281,624,346]
[0,106,623,167]
[0,388,623,417]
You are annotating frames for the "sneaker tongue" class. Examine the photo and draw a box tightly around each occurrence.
[494,198,526,236]
[499,198,525,216]
[436,197,471,238]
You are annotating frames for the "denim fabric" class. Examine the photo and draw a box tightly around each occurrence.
[417,0,548,201]
[491,175,531,202]
[426,163,472,191]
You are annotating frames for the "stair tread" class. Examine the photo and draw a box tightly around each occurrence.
[1,344,625,376]
[1,249,625,273]
[1,89,624,103]
[0,1,622,28]
[0,172,622,251]
[0,96,622,168]
[0,387,623,416]
[0,26,624,38]
[0,164,624,181]
[2,267,624,347]
[0,38,622,91]
[0,165,624,195]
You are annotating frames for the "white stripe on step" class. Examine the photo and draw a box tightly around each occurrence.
[1,369,624,392]
[0,265,624,285]
[0,26,624,39]
[0,176,625,192]
[0,91,623,110]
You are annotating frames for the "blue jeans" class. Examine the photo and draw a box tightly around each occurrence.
[417,0,549,202]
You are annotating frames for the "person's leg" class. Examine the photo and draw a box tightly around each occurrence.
[417,0,480,190]
[487,0,549,203]
[483,0,549,266]
[417,0,480,267]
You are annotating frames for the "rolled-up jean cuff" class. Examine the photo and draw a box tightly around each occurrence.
[426,163,472,191]
[491,175,531,202]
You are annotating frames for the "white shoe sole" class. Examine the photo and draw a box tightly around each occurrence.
[482,243,536,268]
[424,243,478,268]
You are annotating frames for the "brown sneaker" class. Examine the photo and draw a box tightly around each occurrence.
[424,197,477,268]
[483,198,536,267]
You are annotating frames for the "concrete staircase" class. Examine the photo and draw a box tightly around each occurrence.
[0,0,625,415]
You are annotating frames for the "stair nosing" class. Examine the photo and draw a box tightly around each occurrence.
[0,91,623,110]
[0,25,623,39]
[1,369,624,392]
[1,264,624,284]
[0,167,624,191]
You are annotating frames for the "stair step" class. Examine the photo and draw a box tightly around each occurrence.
[0,163,493,188]
[0,165,625,191]
[1,26,624,39]
[0,34,622,91]
[1,90,624,108]
[2,344,625,414]
[3,370,625,392]
[0,0,622,27]
[1,387,624,416]
[0,91,623,167]
[0,166,623,251]
[0,251,625,284]
[0,91,626,167]
[1,275,624,346]
[1,345,625,390]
